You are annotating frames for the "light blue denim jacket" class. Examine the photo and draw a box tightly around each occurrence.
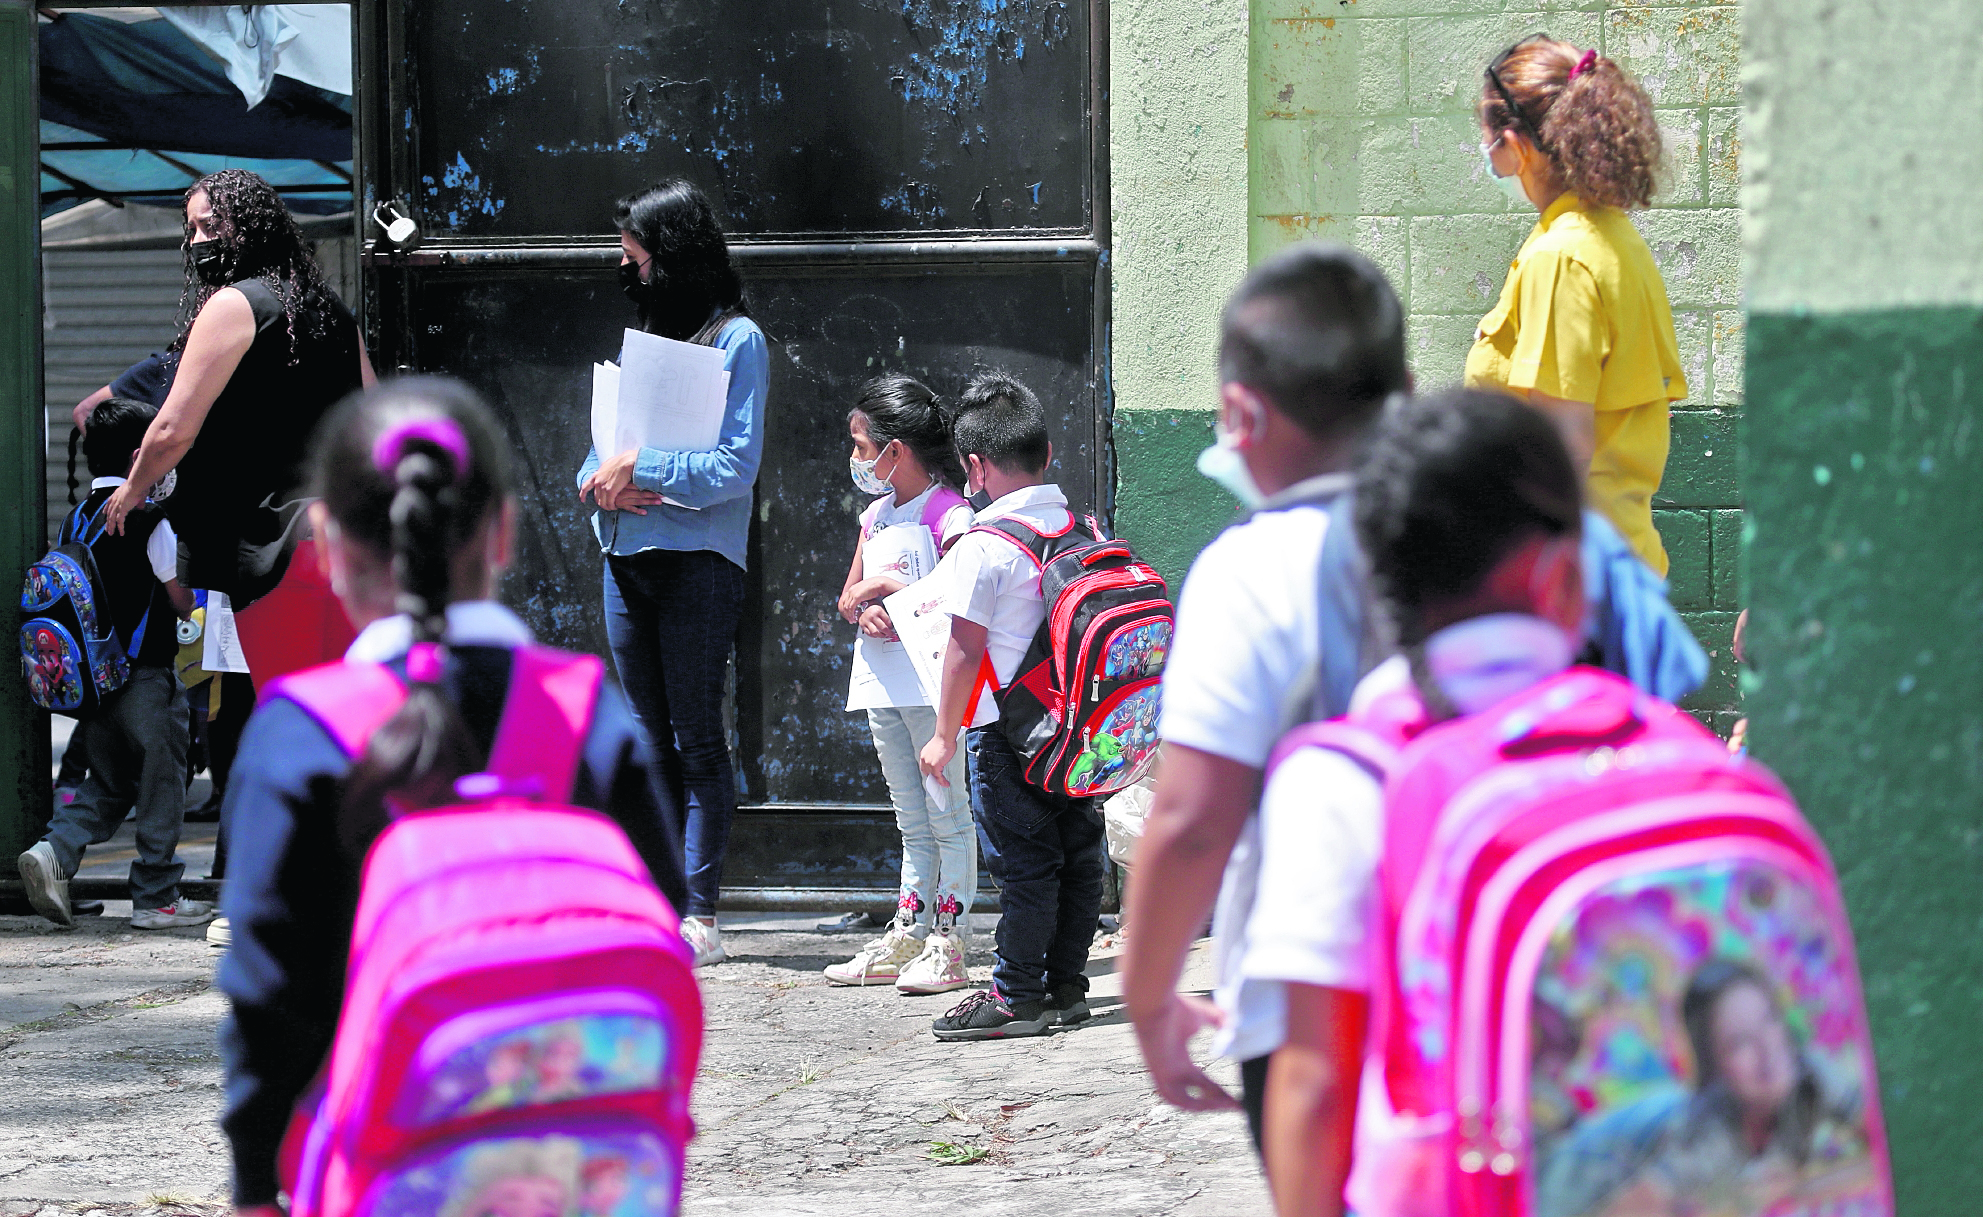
[577,316,770,570]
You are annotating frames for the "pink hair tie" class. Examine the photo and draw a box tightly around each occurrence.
[372,417,471,479]
[405,641,444,683]
[1568,49,1598,81]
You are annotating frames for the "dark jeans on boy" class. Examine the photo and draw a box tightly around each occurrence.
[43,668,191,910]
[965,725,1105,1006]
[602,548,744,919]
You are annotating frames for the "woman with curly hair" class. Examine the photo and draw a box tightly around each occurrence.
[103,169,374,677]
[1465,36,1686,575]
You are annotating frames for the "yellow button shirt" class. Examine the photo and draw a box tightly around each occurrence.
[1464,193,1687,576]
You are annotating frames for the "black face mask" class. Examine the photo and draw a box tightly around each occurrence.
[618,258,649,303]
[190,240,230,286]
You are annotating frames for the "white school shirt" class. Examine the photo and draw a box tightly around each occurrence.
[1155,475,1344,1063]
[858,482,975,548]
[934,483,1073,703]
[89,476,179,584]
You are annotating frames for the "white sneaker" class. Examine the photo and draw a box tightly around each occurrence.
[206,916,232,950]
[681,917,726,967]
[895,928,970,994]
[17,841,72,927]
[131,899,217,930]
[824,920,924,985]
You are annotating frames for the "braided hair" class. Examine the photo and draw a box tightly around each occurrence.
[848,373,967,491]
[174,169,344,363]
[308,377,513,853]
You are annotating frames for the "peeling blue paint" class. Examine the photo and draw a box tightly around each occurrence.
[1028,180,1042,205]
[881,180,947,222]
[435,152,504,228]
[894,0,1068,116]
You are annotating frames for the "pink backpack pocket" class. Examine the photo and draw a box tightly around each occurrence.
[1353,669,1892,1217]
[264,646,703,1217]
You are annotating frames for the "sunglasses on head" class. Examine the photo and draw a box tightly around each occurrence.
[1484,34,1553,140]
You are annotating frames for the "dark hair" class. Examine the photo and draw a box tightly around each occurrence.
[80,397,158,478]
[1354,388,1582,645]
[613,180,748,344]
[1680,958,1822,1163]
[1480,36,1661,211]
[951,371,1050,476]
[175,169,343,362]
[1218,242,1408,442]
[308,377,514,853]
[849,373,966,491]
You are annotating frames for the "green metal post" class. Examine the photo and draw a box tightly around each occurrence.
[0,0,50,859]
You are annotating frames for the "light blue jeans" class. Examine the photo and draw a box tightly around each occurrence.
[866,706,975,927]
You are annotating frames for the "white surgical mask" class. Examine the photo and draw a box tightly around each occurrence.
[1481,140,1530,206]
[849,444,894,496]
[1195,399,1267,509]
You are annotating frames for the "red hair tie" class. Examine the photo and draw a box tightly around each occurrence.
[1569,49,1598,81]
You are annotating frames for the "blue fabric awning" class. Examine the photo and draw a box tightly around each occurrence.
[39,12,352,218]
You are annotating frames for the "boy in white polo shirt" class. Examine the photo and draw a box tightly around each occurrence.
[917,372,1103,1041]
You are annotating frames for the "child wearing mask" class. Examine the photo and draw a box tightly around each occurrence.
[825,374,978,994]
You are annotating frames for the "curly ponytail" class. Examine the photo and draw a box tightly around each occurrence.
[1481,36,1662,211]
[307,378,513,854]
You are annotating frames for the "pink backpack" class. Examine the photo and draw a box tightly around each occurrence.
[1269,666,1891,1217]
[263,644,703,1217]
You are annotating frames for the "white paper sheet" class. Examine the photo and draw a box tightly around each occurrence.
[591,359,700,511]
[884,574,999,728]
[846,524,941,711]
[200,591,252,674]
[616,327,730,453]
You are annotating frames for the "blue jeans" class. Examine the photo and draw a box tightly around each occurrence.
[867,706,975,926]
[604,548,745,918]
[966,725,1104,1006]
[44,667,191,909]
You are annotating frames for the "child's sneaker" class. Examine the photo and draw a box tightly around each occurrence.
[895,929,969,994]
[131,899,216,930]
[206,916,232,950]
[931,988,1056,1041]
[1047,980,1091,1027]
[824,891,925,986]
[16,841,72,927]
[681,917,726,967]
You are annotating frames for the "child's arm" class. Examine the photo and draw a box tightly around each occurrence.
[1262,984,1366,1217]
[162,577,195,620]
[918,614,989,784]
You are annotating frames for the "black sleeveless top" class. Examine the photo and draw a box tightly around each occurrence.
[168,278,361,604]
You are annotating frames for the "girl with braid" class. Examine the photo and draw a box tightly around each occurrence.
[215,379,687,1217]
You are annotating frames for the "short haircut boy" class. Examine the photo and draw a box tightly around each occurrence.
[82,397,158,477]
[951,371,1050,474]
[1218,242,1408,442]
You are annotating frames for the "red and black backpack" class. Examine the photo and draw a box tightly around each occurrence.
[973,516,1172,798]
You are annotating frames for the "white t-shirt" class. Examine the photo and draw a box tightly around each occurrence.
[91,476,178,583]
[935,483,1073,691]
[858,483,974,551]
[1156,489,1337,1062]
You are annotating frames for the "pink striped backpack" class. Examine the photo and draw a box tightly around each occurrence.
[1269,665,1891,1217]
[264,644,703,1217]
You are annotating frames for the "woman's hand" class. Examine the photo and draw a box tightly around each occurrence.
[608,488,668,516]
[580,450,645,511]
[101,479,147,536]
[858,604,898,641]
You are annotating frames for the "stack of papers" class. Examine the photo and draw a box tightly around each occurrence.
[590,328,731,512]
[846,524,939,711]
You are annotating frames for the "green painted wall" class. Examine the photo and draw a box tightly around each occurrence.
[1744,2,1983,1208]
[1248,0,1746,719]
[0,1,48,860]
[1108,0,1251,587]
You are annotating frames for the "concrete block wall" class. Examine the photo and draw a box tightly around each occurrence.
[1251,0,1745,721]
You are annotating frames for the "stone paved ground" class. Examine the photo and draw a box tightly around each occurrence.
[0,910,1268,1215]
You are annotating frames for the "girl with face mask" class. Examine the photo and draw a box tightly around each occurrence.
[1465,36,1686,578]
[576,180,770,967]
[823,374,979,995]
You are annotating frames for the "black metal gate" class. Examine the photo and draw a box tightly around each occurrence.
[354,0,1109,906]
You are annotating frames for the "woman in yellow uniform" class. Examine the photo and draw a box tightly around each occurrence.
[1465,36,1685,575]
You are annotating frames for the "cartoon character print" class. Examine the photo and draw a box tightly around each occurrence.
[374,1131,678,1217]
[402,1015,667,1126]
[20,624,83,711]
[1066,684,1162,795]
[1101,620,1173,682]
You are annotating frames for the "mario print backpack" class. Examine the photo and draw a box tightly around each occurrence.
[19,498,158,718]
[972,516,1172,798]
[265,644,704,1217]
[1268,665,1892,1217]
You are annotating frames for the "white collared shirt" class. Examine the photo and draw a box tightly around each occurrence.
[932,482,1073,692]
[345,600,534,663]
[88,476,179,584]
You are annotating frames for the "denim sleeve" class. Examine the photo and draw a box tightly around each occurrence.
[577,442,602,491]
[1580,509,1708,703]
[631,322,770,509]
[215,699,353,1205]
[577,680,690,917]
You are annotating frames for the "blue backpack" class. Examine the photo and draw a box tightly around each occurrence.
[19,499,155,718]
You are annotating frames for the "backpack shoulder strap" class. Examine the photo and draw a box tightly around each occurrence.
[1265,719,1401,786]
[1311,491,1366,721]
[487,645,605,801]
[970,514,1086,570]
[260,660,409,757]
[919,486,969,535]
